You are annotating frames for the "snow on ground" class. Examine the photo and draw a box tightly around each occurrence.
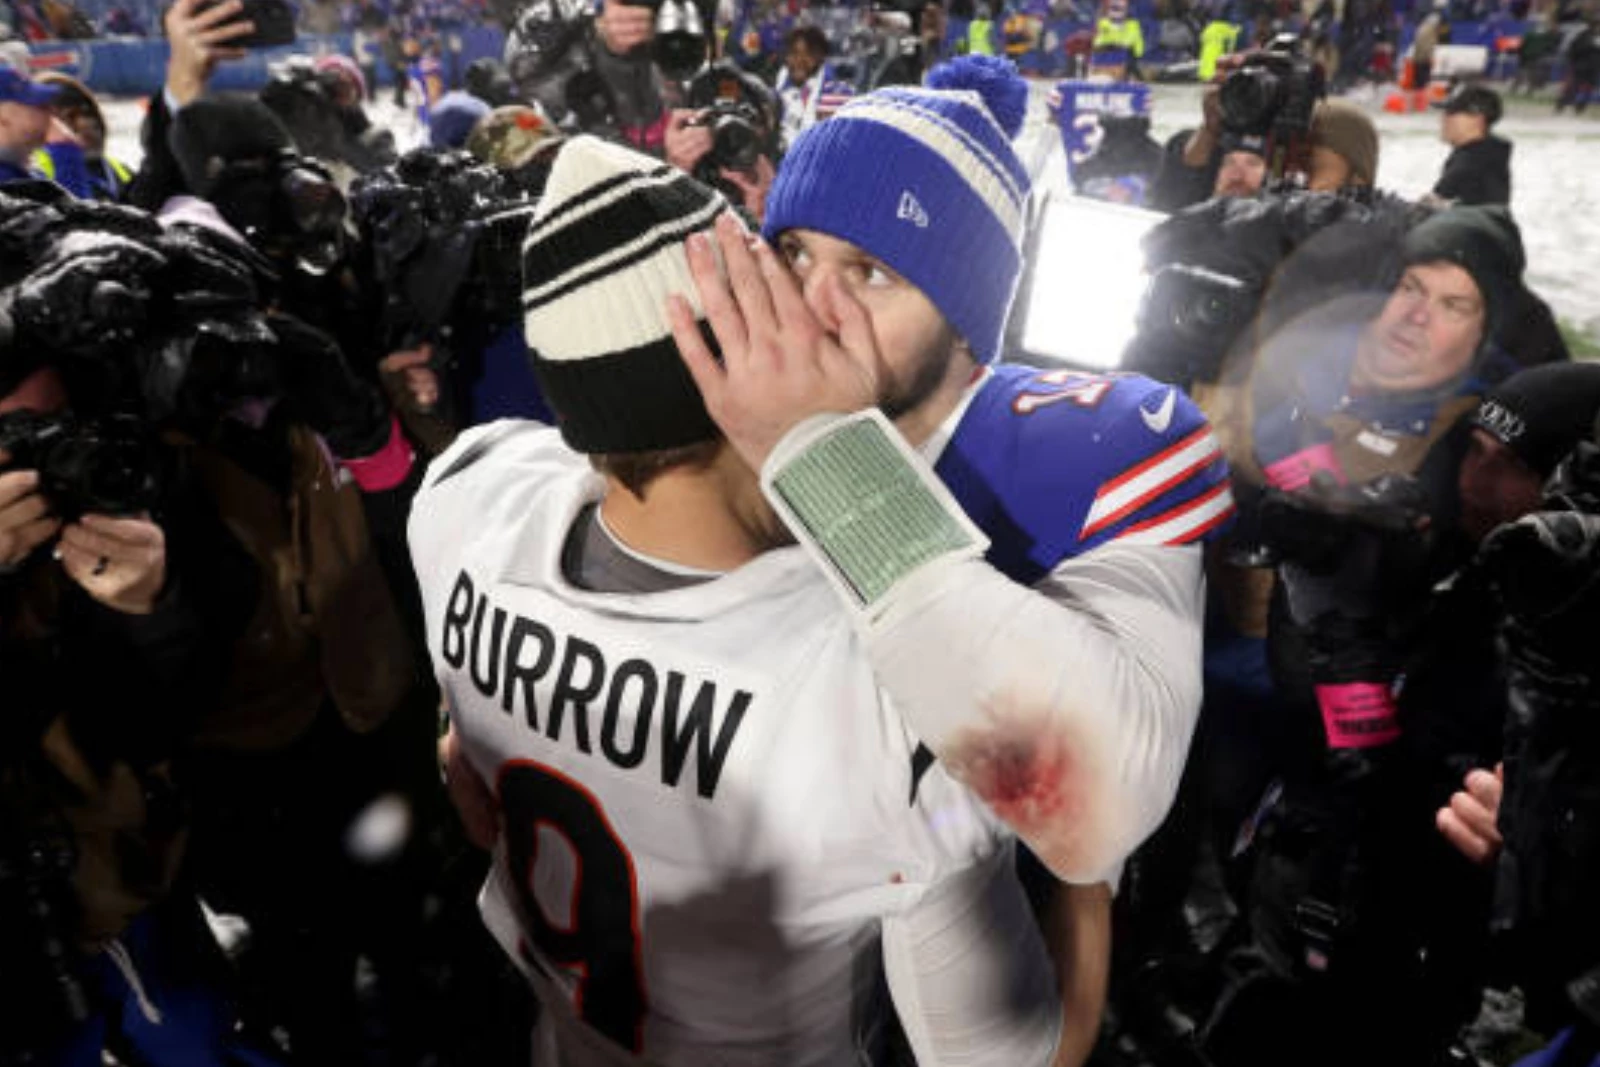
[102,82,1598,343]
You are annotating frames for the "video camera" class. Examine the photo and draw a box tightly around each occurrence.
[0,411,161,519]
[1219,34,1324,181]
[352,148,541,383]
[1126,263,1258,387]
[206,149,348,276]
[506,0,619,133]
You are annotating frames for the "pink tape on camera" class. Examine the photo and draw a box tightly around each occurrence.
[1263,444,1345,492]
[1316,683,1402,749]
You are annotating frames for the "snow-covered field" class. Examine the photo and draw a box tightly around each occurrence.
[101,82,1599,343]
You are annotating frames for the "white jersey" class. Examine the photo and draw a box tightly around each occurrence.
[409,423,1059,1066]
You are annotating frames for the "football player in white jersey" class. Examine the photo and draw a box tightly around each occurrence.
[412,56,1230,1066]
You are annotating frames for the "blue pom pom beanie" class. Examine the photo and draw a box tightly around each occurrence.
[762,58,1032,364]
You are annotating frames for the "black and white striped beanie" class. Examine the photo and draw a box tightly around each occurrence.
[521,135,729,454]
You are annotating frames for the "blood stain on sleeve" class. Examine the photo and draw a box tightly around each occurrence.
[941,719,1088,857]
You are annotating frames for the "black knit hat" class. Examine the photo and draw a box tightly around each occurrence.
[1474,363,1600,478]
[1219,131,1267,159]
[168,94,297,199]
[521,135,727,454]
[1401,204,1525,334]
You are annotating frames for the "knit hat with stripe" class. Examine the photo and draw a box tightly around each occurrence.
[521,135,728,453]
[762,55,1031,364]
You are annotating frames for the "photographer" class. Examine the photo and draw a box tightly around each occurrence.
[0,357,258,1063]
[591,0,677,152]
[1194,207,1530,1067]
[1437,366,1600,1062]
[673,59,781,221]
[1147,59,1379,212]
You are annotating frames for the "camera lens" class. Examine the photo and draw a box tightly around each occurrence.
[1219,67,1283,135]
[712,116,762,172]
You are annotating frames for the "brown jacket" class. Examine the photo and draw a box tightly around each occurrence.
[7,422,414,949]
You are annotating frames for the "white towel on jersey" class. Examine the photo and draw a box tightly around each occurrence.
[409,421,1062,1067]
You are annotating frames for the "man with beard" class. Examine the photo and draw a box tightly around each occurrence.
[417,57,1231,1066]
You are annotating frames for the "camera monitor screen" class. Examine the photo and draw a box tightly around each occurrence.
[1005,191,1164,372]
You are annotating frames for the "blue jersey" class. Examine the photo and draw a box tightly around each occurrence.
[935,364,1234,586]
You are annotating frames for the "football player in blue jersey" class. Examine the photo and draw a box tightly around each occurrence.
[667,53,1235,1060]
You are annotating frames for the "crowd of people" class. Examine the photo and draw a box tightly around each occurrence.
[1,0,1599,1065]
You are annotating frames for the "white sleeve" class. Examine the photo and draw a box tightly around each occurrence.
[866,541,1205,886]
[882,844,1062,1067]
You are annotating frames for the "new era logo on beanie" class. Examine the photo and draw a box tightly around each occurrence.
[762,56,1032,364]
[522,135,729,454]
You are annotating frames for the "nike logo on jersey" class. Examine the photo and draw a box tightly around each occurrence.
[1140,388,1177,434]
[440,571,751,800]
[897,190,929,228]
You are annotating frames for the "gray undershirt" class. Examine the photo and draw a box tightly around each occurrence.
[560,504,715,595]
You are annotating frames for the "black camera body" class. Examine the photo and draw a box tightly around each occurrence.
[0,411,161,520]
[190,0,297,49]
[1219,34,1324,177]
[688,100,766,175]
[1126,263,1258,387]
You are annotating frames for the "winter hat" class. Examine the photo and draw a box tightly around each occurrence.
[1219,130,1267,159]
[1310,99,1379,186]
[1473,363,1600,478]
[762,54,1031,364]
[0,63,60,108]
[1400,204,1525,334]
[35,73,103,129]
[466,104,562,170]
[1442,83,1502,126]
[429,90,492,149]
[521,134,728,453]
[168,95,296,198]
[314,53,368,101]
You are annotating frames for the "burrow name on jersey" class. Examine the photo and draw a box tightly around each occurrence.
[441,570,752,800]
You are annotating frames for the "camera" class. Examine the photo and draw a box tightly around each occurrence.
[207,150,348,276]
[0,411,161,519]
[687,100,766,174]
[1126,263,1258,387]
[654,0,708,83]
[188,0,297,49]
[1219,34,1324,155]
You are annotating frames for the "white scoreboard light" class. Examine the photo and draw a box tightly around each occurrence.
[1005,191,1164,372]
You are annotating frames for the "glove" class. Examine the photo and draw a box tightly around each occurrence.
[266,312,392,461]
